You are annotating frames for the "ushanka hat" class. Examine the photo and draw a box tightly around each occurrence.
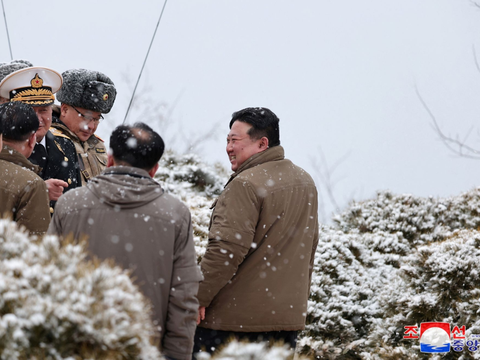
[0,59,33,83]
[56,69,116,114]
[0,66,63,106]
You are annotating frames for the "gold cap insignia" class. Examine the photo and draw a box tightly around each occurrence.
[31,73,43,88]
[103,94,109,101]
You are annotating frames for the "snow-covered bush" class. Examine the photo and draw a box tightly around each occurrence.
[0,219,162,360]
[301,190,480,359]
[194,340,309,360]
[156,150,229,260]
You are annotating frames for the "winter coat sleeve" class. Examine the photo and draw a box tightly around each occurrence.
[17,178,50,236]
[162,208,203,360]
[197,179,261,307]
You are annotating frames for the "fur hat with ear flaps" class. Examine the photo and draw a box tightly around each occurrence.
[56,69,117,114]
[0,60,33,83]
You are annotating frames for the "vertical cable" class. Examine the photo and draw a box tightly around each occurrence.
[123,0,168,124]
[1,0,13,60]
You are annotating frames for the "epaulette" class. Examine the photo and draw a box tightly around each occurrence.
[94,134,105,142]
[49,127,71,140]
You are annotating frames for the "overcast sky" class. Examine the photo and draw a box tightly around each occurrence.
[2,0,480,221]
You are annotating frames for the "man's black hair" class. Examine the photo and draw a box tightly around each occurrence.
[110,122,165,170]
[0,102,38,141]
[229,107,280,147]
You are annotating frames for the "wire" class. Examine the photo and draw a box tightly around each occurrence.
[1,0,13,60]
[123,0,168,124]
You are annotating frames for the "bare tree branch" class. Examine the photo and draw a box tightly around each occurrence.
[415,85,480,159]
[473,44,480,75]
[309,146,350,220]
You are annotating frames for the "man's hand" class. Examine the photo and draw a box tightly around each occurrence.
[197,306,205,325]
[45,179,68,201]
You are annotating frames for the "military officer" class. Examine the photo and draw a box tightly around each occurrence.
[0,66,81,211]
[51,69,117,185]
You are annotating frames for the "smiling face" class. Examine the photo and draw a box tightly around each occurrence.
[226,120,268,171]
[33,105,53,142]
[60,104,101,142]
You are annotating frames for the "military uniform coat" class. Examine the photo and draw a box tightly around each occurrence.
[28,130,81,209]
[197,146,319,332]
[51,116,107,186]
[0,145,50,235]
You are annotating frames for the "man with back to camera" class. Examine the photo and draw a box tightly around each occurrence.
[194,107,319,356]
[50,68,116,186]
[48,122,203,360]
[0,102,50,235]
[0,65,81,210]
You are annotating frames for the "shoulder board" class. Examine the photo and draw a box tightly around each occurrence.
[94,134,104,142]
[49,127,70,140]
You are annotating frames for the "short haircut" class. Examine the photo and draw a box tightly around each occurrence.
[229,107,280,147]
[0,102,38,141]
[110,122,165,170]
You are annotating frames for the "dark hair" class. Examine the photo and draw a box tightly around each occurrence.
[110,122,165,170]
[0,102,38,141]
[229,107,280,147]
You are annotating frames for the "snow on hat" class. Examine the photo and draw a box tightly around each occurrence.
[0,59,33,83]
[56,69,117,114]
[0,66,63,106]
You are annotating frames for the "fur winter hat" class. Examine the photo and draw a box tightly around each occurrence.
[0,59,33,83]
[56,69,117,114]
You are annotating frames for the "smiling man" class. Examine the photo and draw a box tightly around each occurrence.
[194,107,319,357]
[51,69,117,186]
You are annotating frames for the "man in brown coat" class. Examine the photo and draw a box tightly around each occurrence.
[194,107,319,356]
[48,123,202,360]
[0,102,50,235]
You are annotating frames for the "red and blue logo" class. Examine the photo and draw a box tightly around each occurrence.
[419,322,451,353]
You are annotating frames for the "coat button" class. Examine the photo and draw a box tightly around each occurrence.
[67,178,72,185]
[64,157,68,162]
[50,207,54,214]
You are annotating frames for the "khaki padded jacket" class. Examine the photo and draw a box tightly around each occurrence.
[197,146,319,332]
[0,145,50,235]
[48,166,203,360]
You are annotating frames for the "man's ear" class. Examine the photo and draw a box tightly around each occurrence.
[259,136,269,150]
[60,103,69,117]
[107,154,115,168]
[148,163,159,178]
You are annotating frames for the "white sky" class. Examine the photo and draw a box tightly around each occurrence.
[2,0,480,221]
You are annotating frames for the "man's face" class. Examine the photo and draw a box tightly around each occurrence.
[226,121,265,171]
[33,105,53,142]
[61,104,101,142]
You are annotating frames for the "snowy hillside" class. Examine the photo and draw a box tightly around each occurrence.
[158,151,480,360]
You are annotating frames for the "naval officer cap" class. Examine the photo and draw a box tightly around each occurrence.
[0,66,63,106]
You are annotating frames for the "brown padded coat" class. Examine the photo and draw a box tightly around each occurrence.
[0,145,50,235]
[197,146,319,332]
[48,166,203,360]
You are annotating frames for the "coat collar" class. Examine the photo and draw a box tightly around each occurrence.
[102,165,152,180]
[0,144,41,174]
[225,145,285,186]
